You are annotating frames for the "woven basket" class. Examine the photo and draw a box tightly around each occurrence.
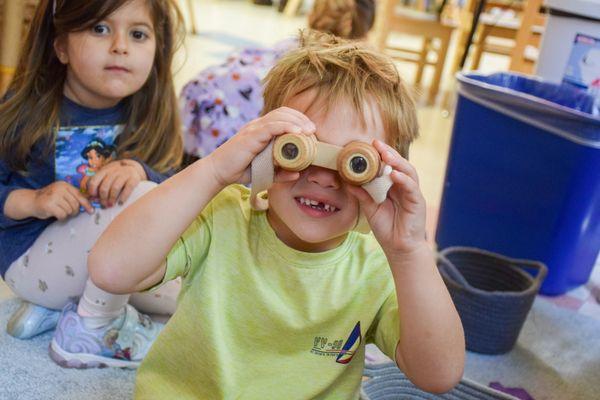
[438,247,547,355]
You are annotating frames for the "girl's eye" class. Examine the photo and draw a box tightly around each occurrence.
[92,24,109,35]
[131,30,148,40]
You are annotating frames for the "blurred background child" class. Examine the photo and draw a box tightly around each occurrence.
[179,0,375,162]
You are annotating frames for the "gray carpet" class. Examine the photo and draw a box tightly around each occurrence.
[0,299,134,400]
[464,298,600,399]
[1,297,599,399]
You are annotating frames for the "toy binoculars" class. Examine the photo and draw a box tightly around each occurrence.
[272,133,381,185]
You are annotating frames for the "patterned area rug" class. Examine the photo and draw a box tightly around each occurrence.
[361,363,516,400]
[2,291,599,399]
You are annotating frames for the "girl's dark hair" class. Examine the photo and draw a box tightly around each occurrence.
[0,0,184,172]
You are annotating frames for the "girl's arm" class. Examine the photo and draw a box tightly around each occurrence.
[0,158,40,228]
[89,107,316,294]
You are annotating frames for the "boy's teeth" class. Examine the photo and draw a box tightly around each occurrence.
[298,197,337,212]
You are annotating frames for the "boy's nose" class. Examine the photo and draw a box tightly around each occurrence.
[305,166,340,189]
[110,32,128,55]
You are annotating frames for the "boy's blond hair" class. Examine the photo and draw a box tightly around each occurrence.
[262,30,418,158]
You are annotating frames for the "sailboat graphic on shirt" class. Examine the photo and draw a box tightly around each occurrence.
[336,321,362,364]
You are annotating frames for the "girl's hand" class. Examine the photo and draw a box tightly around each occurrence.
[33,181,94,220]
[206,107,316,187]
[86,159,146,208]
[347,139,428,259]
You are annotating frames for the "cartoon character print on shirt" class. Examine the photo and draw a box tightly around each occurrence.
[77,138,116,196]
[55,125,122,208]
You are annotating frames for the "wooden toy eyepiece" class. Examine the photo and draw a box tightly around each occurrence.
[337,141,380,185]
[273,133,316,171]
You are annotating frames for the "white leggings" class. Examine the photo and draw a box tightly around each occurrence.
[4,181,180,316]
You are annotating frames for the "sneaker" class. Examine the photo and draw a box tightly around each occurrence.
[49,302,164,369]
[7,301,60,339]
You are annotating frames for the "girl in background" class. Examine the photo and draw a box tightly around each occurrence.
[180,0,376,162]
[0,0,183,368]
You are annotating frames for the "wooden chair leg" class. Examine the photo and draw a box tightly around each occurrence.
[470,24,487,70]
[283,0,303,17]
[186,0,198,34]
[371,0,393,50]
[1,0,25,96]
[428,29,451,105]
[415,37,431,86]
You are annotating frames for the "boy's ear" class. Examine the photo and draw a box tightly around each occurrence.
[53,37,69,64]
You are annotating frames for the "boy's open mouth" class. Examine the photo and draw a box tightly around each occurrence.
[295,196,339,216]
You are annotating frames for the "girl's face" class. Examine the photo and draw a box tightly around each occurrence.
[54,0,156,109]
[266,90,387,253]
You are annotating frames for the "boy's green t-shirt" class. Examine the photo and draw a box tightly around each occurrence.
[135,185,400,400]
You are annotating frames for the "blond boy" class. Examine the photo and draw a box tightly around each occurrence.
[90,32,465,399]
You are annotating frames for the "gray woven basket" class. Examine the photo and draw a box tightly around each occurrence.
[437,247,547,355]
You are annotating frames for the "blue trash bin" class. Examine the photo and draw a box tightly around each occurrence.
[436,72,600,295]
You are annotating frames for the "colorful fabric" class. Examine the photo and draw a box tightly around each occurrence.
[135,185,400,400]
[179,39,297,158]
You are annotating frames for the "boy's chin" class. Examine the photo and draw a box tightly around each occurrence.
[290,228,349,249]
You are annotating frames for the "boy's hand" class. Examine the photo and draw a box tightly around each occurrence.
[86,159,146,208]
[33,181,94,220]
[206,107,316,187]
[347,139,427,258]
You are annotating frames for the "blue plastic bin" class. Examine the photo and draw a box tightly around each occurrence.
[436,73,600,295]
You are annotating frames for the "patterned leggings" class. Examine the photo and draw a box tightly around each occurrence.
[4,181,180,316]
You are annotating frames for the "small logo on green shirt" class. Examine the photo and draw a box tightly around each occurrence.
[310,321,362,365]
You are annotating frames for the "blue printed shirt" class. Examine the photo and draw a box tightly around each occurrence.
[0,97,173,277]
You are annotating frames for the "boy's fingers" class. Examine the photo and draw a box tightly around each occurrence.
[374,140,419,184]
[346,185,378,216]
[381,154,419,187]
[390,171,422,205]
[275,107,316,132]
[254,121,307,143]
[269,109,315,133]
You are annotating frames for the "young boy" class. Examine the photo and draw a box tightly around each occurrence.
[90,32,465,399]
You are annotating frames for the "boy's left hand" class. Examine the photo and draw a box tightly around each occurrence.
[347,139,427,258]
[86,159,147,208]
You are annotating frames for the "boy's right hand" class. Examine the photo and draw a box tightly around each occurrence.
[206,107,316,186]
[32,181,94,220]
